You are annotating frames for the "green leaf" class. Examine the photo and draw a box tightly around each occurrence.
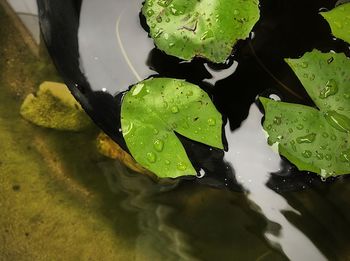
[142,0,260,63]
[121,78,223,178]
[320,3,350,44]
[20,82,93,131]
[260,50,350,178]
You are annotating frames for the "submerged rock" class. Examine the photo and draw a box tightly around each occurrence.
[20,81,93,131]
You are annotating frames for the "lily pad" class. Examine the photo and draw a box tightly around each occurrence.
[260,50,350,178]
[320,3,350,44]
[121,78,223,178]
[142,0,260,63]
[20,81,92,131]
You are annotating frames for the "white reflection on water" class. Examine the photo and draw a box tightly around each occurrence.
[79,0,154,94]
[224,103,327,261]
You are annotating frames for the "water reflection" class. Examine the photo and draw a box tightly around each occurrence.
[224,103,326,260]
[100,161,198,260]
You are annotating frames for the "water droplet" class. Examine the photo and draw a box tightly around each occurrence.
[316,152,324,160]
[165,17,170,23]
[290,140,297,152]
[156,16,163,23]
[301,62,308,68]
[344,93,350,99]
[200,30,214,40]
[325,154,332,161]
[334,21,343,28]
[146,152,157,163]
[296,124,304,130]
[320,144,328,150]
[319,79,338,99]
[165,160,171,165]
[147,0,154,7]
[302,150,312,158]
[186,90,193,96]
[157,0,171,7]
[177,162,187,171]
[324,110,350,133]
[288,128,294,133]
[146,9,154,17]
[171,105,179,113]
[322,132,329,138]
[132,83,145,96]
[340,149,350,162]
[207,118,216,126]
[330,134,337,141]
[309,74,315,81]
[170,7,179,15]
[154,29,164,38]
[266,124,272,130]
[122,121,134,136]
[273,116,282,125]
[233,9,240,15]
[153,139,164,152]
[169,42,175,48]
[296,133,316,144]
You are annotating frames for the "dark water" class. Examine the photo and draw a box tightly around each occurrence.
[102,0,350,259]
[79,0,350,259]
[7,0,350,260]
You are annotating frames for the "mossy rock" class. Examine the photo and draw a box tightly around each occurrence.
[20,81,93,131]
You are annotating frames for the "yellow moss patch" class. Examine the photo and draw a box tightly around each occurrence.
[20,82,93,131]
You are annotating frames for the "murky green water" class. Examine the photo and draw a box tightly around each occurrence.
[2,2,350,261]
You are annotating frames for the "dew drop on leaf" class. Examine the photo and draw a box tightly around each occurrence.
[325,154,332,161]
[302,150,312,158]
[296,133,316,144]
[177,162,187,171]
[296,124,304,130]
[273,116,282,125]
[157,0,170,7]
[147,9,154,17]
[324,110,350,133]
[146,152,157,163]
[153,139,164,152]
[171,105,179,113]
[156,16,163,23]
[319,79,338,99]
[207,118,216,126]
[340,149,350,162]
[316,152,324,160]
[301,62,308,68]
[186,90,193,96]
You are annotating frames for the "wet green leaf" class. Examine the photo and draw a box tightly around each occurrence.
[321,3,350,44]
[121,78,223,178]
[142,0,260,63]
[260,50,350,178]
